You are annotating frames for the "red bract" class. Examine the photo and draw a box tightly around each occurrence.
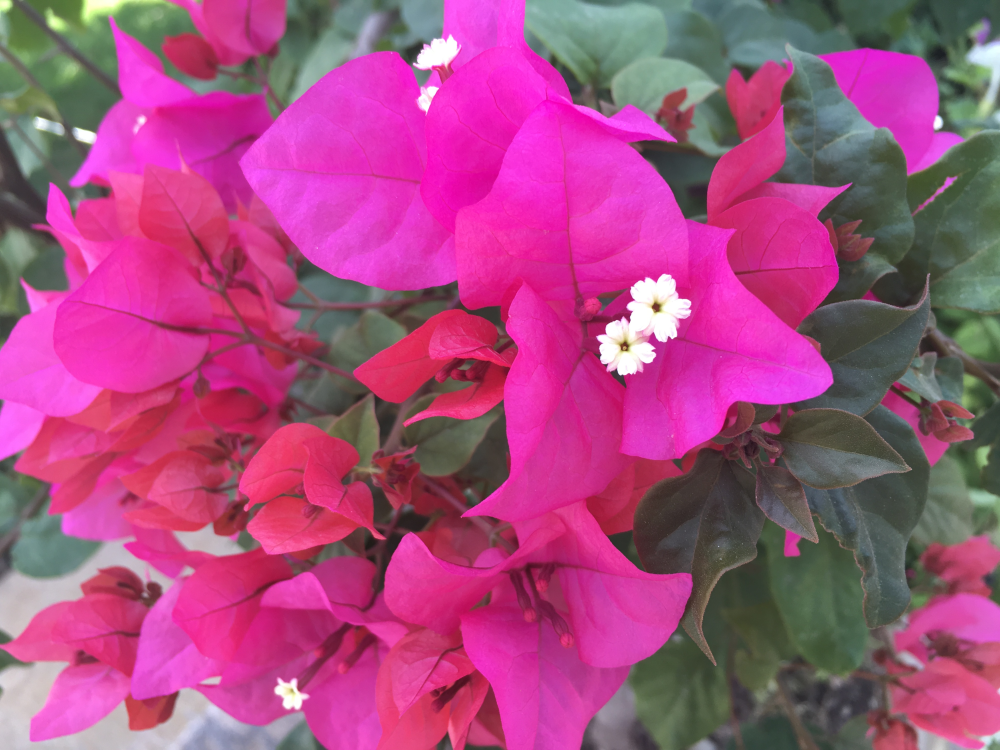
[240,423,382,553]
[726,60,792,139]
[162,33,219,80]
[375,628,492,750]
[355,310,514,423]
[922,536,1000,597]
[0,568,172,740]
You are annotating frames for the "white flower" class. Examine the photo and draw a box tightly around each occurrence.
[626,274,691,342]
[274,677,309,710]
[597,318,656,376]
[414,35,461,71]
[416,86,439,113]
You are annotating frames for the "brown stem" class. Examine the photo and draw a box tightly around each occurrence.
[420,476,516,553]
[0,483,50,560]
[10,0,119,95]
[382,390,420,456]
[248,334,356,381]
[0,42,87,159]
[775,672,820,750]
[926,327,1000,398]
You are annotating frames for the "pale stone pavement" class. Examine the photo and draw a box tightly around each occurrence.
[0,530,299,749]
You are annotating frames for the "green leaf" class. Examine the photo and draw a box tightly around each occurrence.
[662,9,729,84]
[611,57,719,113]
[0,629,30,671]
[11,502,100,578]
[804,406,929,627]
[762,524,868,674]
[630,633,729,750]
[726,716,800,750]
[325,394,380,469]
[525,0,668,86]
[778,408,910,490]
[457,414,510,498]
[290,25,354,102]
[912,455,975,547]
[715,4,789,68]
[900,132,1000,312]
[755,465,818,541]
[778,48,914,277]
[276,720,322,750]
[400,0,444,40]
[403,399,501,477]
[634,450,764,662]
[796,287,931,416]
[897,351,959,404]
[723,600,795,690]
[328,310,407,394]
[827,252,897,304]
[834,0,915,37]
[973,401,1000,449]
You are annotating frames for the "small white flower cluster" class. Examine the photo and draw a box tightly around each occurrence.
[417,86,439,113]
[597,274,692,377]
[413,35,461,71]
[413,35,461,112]
[275,677,309,710]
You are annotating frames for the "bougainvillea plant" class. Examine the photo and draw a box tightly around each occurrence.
[4,0,1000,748]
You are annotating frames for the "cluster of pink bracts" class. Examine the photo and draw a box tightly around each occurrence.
[0,0,987,748]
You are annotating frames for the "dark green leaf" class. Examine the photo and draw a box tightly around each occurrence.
[796,286,931,415]
[752,404,779,425]
[634,450,764,662]
[935,356,965,404]
[276,721,322,750]
[778,48,914,278]
[831,715,874,750]
[762,524,868,674]
[723,600,795,690]
[11,502,100,578]
[325,394,379,469]
[663,9,729,84]
[403,399,501,477]
[755,465,818,541]
[457,414,510,498]
[899,132,1000,312]
[804,406,929,626]
[611,57,719,114]
[898,352,945,403]
[726,716,800,750]
[973,401,1000,449]
[912,455,974,547]
[525,0,668,86]
[827,252,897,304]
[834,0,915,37]
[630,633,729,750]
[778,408,910,490]
[715,4,790,68]
[984,446,1000,497]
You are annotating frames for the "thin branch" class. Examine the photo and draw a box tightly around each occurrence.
[775,673,821,750]
[421,476,516,553]
[10,0,119,95]
[926,327,1000,398]
[382,387,429,456]
[349,10,400,59]
[248,334,357,381]
[0,41,87,158]
[0,483,50,560]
